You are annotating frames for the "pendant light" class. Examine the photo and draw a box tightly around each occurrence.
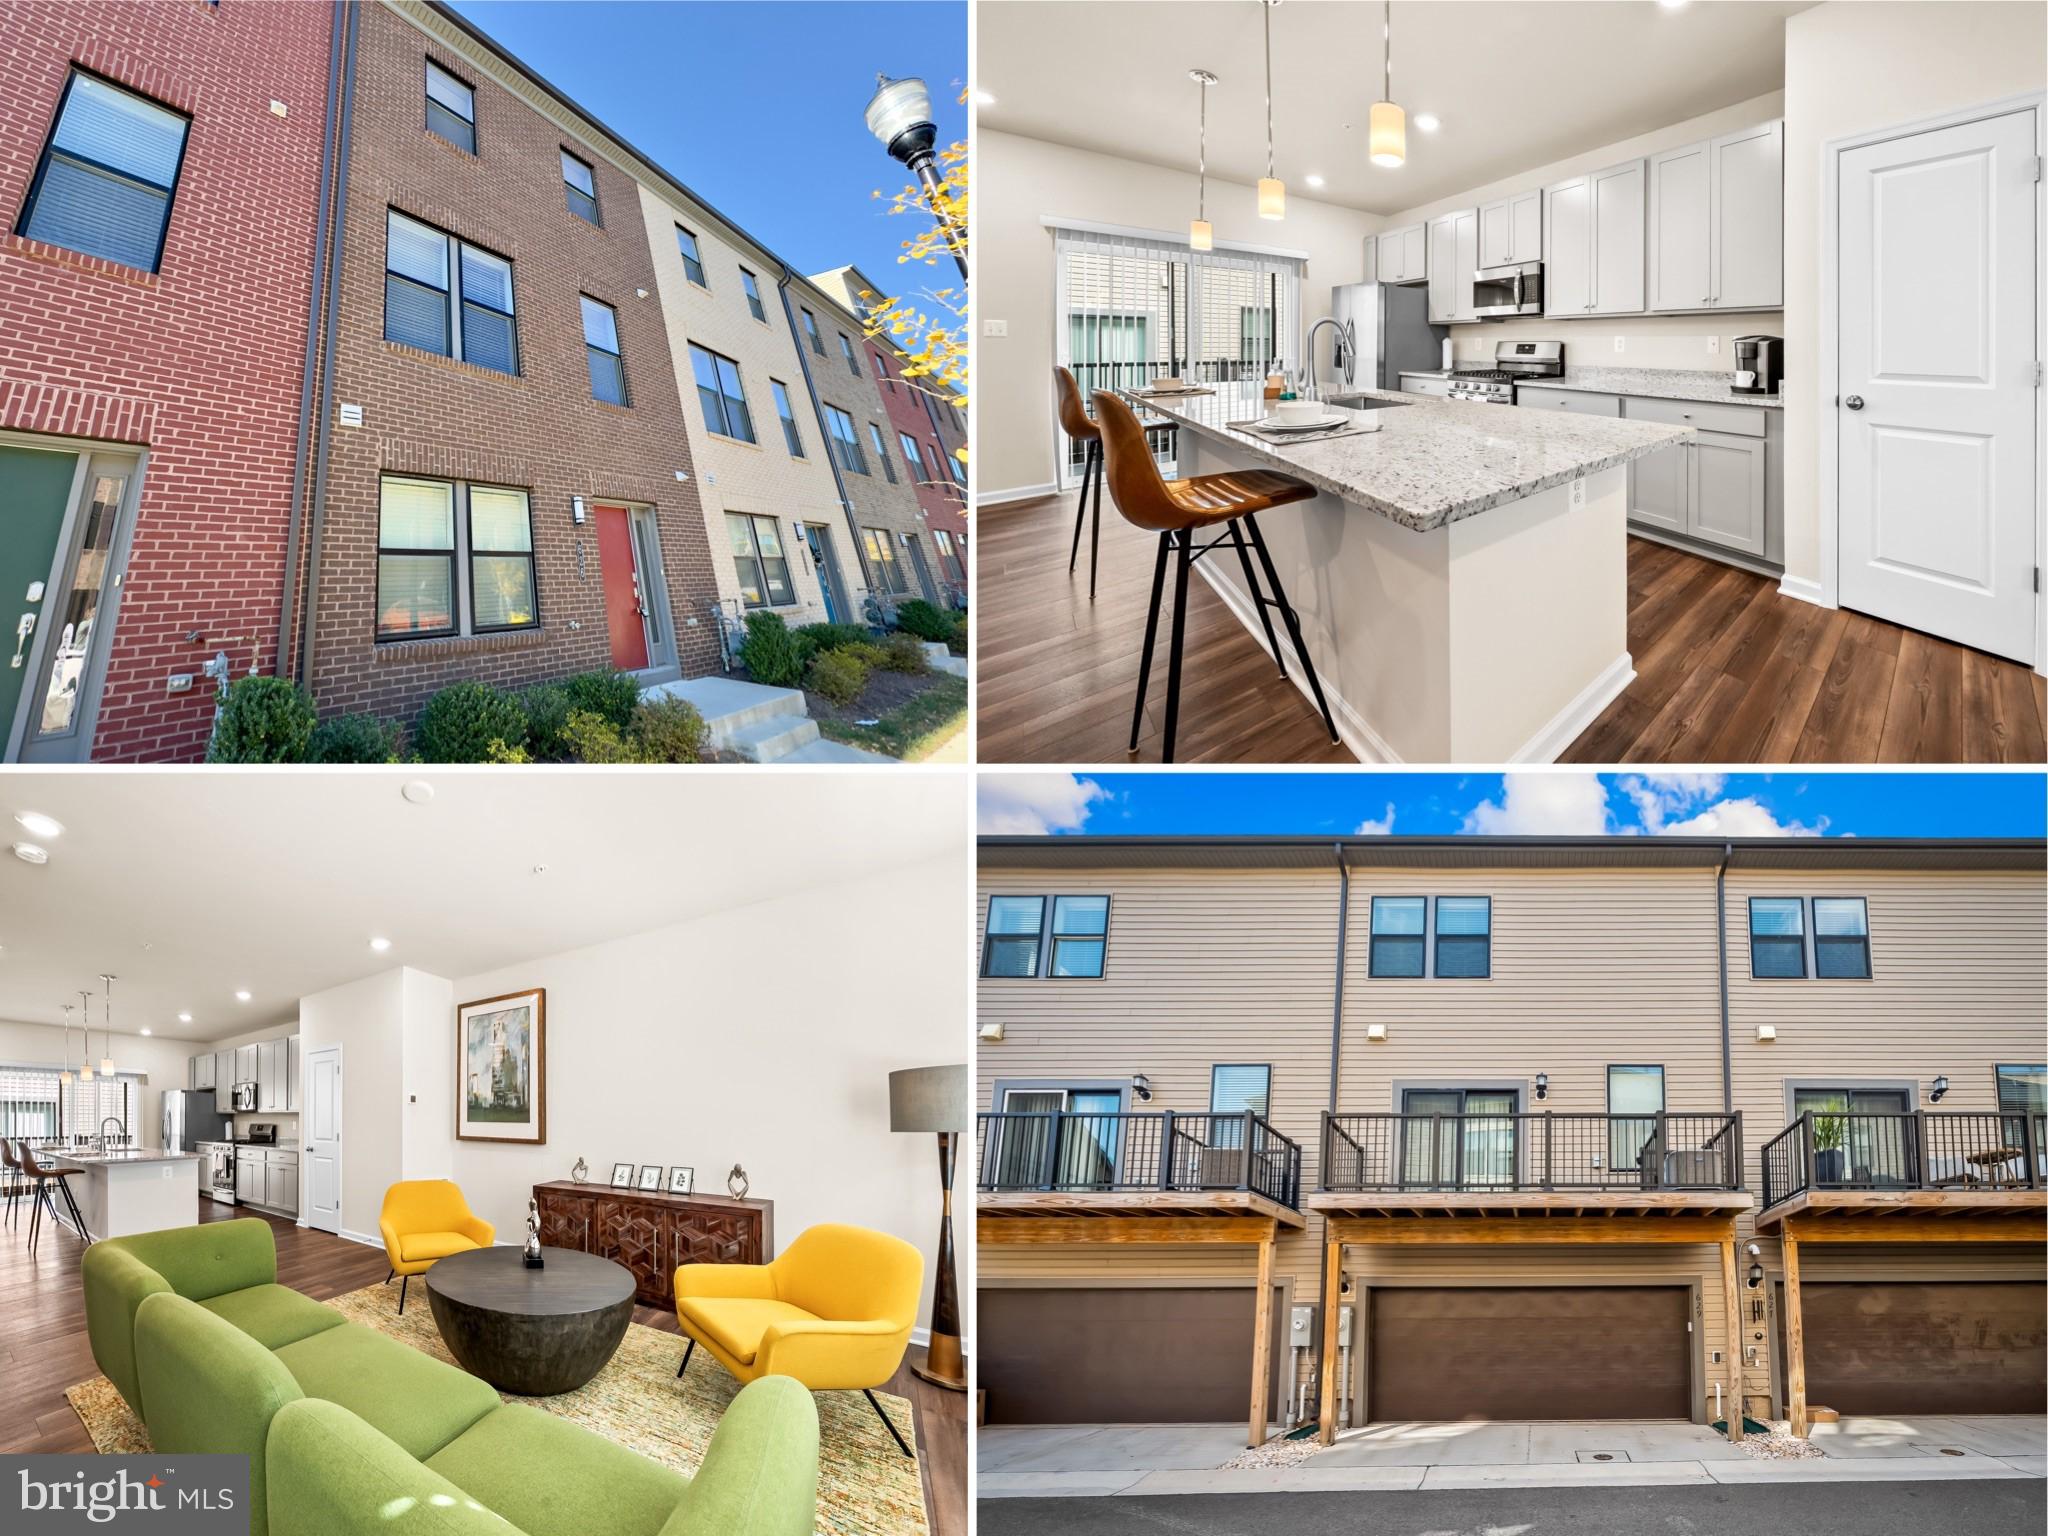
[1257,2,1284,218]
[58,1004,75,1087]
[1189,68,1218,251]
[99,974,117,1077]
[1370,1,1406,168]
[76,991,93,1083]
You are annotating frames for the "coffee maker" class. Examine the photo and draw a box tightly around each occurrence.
[1732,335,1783,396]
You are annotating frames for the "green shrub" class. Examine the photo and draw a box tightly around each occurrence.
[806,648,870,706]
[892,599,955,643]
[945,611,968,656]
[835,640,888,670]
[520,684,574,759]
[207,675,316,764]
[561,670,640,729]
[737,611,810,687]
[794,622,873,654]
[308,713,402,764]
[630,696,711,763]
[485,738,533,764]
[558,709,646,764]
[877,631,929,674]
[416,681,528,764]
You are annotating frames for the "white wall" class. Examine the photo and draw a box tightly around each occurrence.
[400,968,455,1183]
[1780,1,2046,586]
[0,1021,195,1146]
[298,970,405,1242]
[444,855,964,1325]
[977,127,1378,499]
[1376,90,1786,373]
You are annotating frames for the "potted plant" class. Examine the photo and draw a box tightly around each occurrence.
[1812,1114,1847,1186]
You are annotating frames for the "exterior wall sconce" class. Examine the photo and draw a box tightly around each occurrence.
[976,1022,1005,1043]
[1534,1073,1549,1100]
[1131,1074,1153,1102]
[1930,1075,1949,1102]
[1755,1024,1776,1042]
[571,495,587,525]
[1366,1023,1387,1043]
[1748,1260,1764,1289]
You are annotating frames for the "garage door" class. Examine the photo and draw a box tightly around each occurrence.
[1780,1281,2047,1415]
[1368,1287,1692,1421]
[978,1287,1284,1425]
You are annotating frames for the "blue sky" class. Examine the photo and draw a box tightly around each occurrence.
[978,772,2048,839]
[447,2,966,291]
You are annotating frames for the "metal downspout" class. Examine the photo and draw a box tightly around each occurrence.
[1717,841,1733,1114]
[276,0,345,679]
[295,0,360,690]
[1310,841,1350,1429]
[776,266,880,605]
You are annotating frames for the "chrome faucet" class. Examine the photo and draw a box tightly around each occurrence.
[97,1116,125,1152]
[1305,316,1354,399]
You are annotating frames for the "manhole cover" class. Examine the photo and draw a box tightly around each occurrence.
[1575,1450,1631,1463]
[1939,1448,1966,1457]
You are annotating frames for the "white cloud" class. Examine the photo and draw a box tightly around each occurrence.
[1658,797,1825,838]
[1618,773,1727,833]
[977,773,1108,835]
[1354,803,1396,836]
[1461,773,1613,835]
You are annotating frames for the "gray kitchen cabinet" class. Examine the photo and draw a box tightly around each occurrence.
[235,1043,258,1088]
[1375,223,1427,285]
[1479,188,1541,268]
[1546,160,1646,316]
[286,1035,301,1112]
[1398,373,1453,398]
[1543,175,1591,314]
[266,1152,299,1216]
[236,1155,261,1203]
[1515,385,1620,416]
[258,1037,284,1112]
[1648,119,1782,312]
[1646,140,1711,312]
[189,1052,215,1091]
[1689,430,1768,557]
[1427,208,1479,323]
[1627,442,1689,534]
[215,1051,235,1113]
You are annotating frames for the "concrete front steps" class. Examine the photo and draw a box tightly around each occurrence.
[645,675,890,764]
[923,641,967,678]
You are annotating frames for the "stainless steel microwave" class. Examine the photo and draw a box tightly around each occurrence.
[1472,261,1544,318]
[232,1081,257,1111]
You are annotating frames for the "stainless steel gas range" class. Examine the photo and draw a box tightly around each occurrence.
[1445,339,1565,403]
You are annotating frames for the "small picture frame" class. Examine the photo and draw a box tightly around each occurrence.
[667,1165,695,1196]
[609,1162,634,1188]
[636,1164,664,1191]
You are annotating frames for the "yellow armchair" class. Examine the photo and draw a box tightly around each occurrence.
[378,1180,494,1315]
[674,1223,924,1456]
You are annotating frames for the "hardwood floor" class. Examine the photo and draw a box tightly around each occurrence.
[978,491,2046,764]
[0,1197,965,1536]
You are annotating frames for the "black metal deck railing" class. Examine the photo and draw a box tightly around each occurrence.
[1059,358,1284,481]
[1318,1111,1744,1193]
[1759,1110,2047,1208]
[976,1110,1303,1208]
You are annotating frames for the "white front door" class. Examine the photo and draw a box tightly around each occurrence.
[1838,106,2039,664]
[306,1044,342,1234]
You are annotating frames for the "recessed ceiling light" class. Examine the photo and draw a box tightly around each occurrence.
[140,1028,152,1036]
[1658,0,1688,8]
[370,936,392,952]
[1305,173,1325,188]
[402,780,435,805]
[972,89,995,106]
[178,1012,193,1023]
[14,812,62,838]
[1414,113,1440,133]
[11,843,48,866]
[235,990,252,1003]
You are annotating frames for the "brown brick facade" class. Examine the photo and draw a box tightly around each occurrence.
[303,2,717,723]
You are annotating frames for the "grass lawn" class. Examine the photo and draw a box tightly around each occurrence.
[818,673,967,761]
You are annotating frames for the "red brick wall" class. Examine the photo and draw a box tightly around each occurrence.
[304,3,717,723]
[0,0,332,761]
[871,341,968,579]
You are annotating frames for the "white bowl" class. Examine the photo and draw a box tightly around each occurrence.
[1272,398,1323,425]
[1151,376,1184,391]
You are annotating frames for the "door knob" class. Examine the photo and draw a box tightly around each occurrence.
[12,612,34,669]
[1845,395,1865,410]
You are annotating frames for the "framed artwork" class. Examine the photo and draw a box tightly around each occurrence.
[609,1162,634,1187]
[636,1164,663,1191]
[667,1166,695,1195]
[457,989,546,1144]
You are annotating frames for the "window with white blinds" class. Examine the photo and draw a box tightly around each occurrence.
[0,1067,60,1140]
[1050,223,1304,487]
[0,1067,138,1141]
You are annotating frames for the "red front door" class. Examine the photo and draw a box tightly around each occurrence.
[592,504,648,671]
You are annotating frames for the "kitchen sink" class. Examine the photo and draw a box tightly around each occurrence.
[1324,393,1414,410]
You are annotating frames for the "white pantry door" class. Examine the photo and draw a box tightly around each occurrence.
[306,1044,343,1234]
[1837,107,2039,664]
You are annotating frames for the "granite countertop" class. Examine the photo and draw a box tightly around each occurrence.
[49,1147,203,1165]
[1531,366,1786,410]
[1119,382,1690,532]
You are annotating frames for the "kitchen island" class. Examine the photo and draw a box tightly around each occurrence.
[1121,382,1690,760]
[48,1148,204,1240]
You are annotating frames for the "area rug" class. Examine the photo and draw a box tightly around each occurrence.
[67,1280,928,1536]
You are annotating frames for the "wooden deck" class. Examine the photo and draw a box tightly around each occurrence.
[977,1188,1305,1228]
[1755,1185,2048,1231]
[1306,1189,1753,1222]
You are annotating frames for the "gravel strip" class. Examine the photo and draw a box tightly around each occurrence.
[1740,1421,1828,1459]
[1221,1435,1330,1471]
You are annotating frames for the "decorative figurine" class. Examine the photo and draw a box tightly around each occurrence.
[570,1156,588,1185]
[726,1164,749,1199]
[522,1196,545,1268]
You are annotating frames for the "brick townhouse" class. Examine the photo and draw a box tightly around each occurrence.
[975,835,2047,1447]
[0,0,332,761]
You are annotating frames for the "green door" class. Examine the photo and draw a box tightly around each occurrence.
[0,445,81,750]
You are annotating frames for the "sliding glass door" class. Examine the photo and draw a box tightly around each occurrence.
[1400,1089,1517,1189]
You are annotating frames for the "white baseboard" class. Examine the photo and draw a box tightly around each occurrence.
[974,482,1059,510]
[1777,573,1831,608]
[1194,562,1387,762]
[911,1326,929,1348]
[1509,651,1635,764]
[338,1226,382,1250]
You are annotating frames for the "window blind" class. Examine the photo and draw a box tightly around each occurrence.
[0,1066,138,1141]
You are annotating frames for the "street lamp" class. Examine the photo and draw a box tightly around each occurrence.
[864,74,968,282]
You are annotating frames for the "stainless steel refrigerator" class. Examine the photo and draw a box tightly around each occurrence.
[1324,282,1447,391]
[162,1088,229,1153]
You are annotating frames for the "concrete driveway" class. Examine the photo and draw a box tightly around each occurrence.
[1314,1418,1746,1466]
[1808,1414,2046,1468]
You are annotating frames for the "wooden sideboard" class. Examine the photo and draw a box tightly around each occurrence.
[532,1181,774,1308]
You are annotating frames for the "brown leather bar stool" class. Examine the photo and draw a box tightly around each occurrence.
[1054,367,1105,599]
[0,1138,23,1228]
[18,1140,89,1253]
[1092,389,1341,763]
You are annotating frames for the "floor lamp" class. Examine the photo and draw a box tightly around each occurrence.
[890,1064,968,1391]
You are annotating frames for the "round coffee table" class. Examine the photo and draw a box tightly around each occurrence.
[425,1246,635,1396]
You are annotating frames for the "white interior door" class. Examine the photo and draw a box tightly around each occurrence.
[306,1044,342,1234]
[1838,107,2039,664]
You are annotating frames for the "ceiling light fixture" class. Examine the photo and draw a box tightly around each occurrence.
[1414,112,1440,133]
[77,990,93,1082]
[1659,0,1690,10]
[14,812,62,838]
[1188,68,1218,250]
[178,1012,192,1023]
[370,937,392,952]
[99,973,117,1076]
[1258,1,1284,219]
[1369,1,1406,168]
[141,1028,152,1036]
[972,89,995,106]
[235,990,252,1003]
[1305,173,1325,188]
[12,842,49,865]
[401,780,435,805]
[59,1003,75,1087]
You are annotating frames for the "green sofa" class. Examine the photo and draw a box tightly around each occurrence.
[81,1220,819,1536]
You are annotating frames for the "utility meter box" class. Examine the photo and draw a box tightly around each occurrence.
[1289,1305,1318,1346]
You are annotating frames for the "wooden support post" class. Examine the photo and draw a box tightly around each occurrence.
[1317,1231,1343,1446]
[1248,1233,1275,1449]
[1720,1236,1745,1442]
[1782,1228,1809,1438]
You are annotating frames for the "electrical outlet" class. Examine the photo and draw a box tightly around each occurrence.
[1707,334,1720,355]
[982,318,1008,338]
[1612,335,1626,353]
[1571,477,1586,508]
